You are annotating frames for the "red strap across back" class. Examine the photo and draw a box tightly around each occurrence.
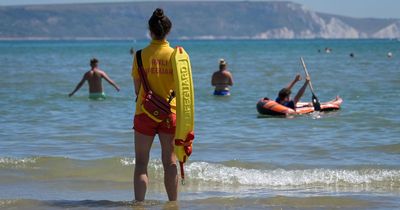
[136,50,150,92]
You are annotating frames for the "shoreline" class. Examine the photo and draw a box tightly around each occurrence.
[0,37,398,41]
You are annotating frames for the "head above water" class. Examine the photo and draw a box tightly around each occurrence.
[219,58,227,70]
[90,58,98,68]
[148,8,172,40]
[278,88,291,101]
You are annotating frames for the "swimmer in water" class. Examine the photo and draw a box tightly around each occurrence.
[211,58,234,96]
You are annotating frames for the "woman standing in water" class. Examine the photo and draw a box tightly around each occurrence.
[131,8,178,201]
[211,58,234,96]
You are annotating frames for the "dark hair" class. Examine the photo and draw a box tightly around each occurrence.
[148,8,172,40]
[278,88,291,100]
[90,58,98,67]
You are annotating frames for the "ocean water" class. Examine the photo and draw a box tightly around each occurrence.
[0,39,399,209]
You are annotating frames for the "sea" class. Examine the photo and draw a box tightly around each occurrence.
[0,39,399,209]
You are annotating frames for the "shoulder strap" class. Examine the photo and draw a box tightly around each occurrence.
[136,49,175,101]
[136,50,150,92]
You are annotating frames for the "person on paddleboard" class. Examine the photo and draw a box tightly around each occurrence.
[68,58,120,100]
[211,58,234,96]
[131,8,179,202]
[276,74,310,109]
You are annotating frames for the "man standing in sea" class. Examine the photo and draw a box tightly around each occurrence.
[69,58,120,100]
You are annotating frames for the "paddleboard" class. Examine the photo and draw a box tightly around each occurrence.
[171,46,195,184]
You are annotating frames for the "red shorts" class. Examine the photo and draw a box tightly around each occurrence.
[133,113,176,136]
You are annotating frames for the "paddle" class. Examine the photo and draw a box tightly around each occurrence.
[300,57,321,111]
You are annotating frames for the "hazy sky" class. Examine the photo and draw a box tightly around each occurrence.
[0,0,398,19]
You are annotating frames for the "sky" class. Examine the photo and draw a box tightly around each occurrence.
[0,0,399,19]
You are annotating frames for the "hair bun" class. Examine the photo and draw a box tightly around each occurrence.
[153,8,164,19]
[148,7,171,39]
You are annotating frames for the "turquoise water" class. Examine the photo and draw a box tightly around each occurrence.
[0,39,399,209]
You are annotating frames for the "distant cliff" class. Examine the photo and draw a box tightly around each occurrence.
[0,1,399,40]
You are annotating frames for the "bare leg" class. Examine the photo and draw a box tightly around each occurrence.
[159,132,178,201]
[134,131,155,201]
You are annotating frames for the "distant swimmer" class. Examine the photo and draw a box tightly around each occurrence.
[68,58,120,100]
[276,74,310,109]
[350,53,355,58]
[325,47,332,53]
[129,47,135,56]
[387,52,393,58]
[211,59,234,96]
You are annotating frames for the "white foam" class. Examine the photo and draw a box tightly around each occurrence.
[187,162,400,186]
[119,157,134,166]
[117,159,400,187]
[0,157,37,166]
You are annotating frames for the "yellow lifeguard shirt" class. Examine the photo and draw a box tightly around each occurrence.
[132,39,176,115]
